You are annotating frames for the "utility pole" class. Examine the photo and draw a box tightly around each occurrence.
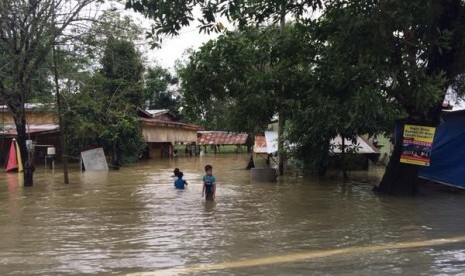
[277,2,287,176]
[53,45,69,184]
[52,0,69,184]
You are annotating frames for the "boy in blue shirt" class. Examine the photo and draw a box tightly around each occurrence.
[174,171,188,189]
[202,164,216,200]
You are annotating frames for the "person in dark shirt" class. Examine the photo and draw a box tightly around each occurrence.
[174,171,188,189]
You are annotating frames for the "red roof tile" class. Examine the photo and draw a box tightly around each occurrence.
[197,132,248,145]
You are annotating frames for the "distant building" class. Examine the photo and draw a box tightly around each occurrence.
[138,108,203,158]
[197,131,249,154]
[0,104,59,163]
[0,105,204,163]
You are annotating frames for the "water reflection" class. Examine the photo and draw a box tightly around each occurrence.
[0,154,464,275]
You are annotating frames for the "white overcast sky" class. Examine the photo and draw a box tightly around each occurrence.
[151,26,220,69]
[102,1,222,71]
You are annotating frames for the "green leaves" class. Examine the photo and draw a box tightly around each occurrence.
[62,31,146,164]
[178,25,314,134]
[144,66,180,114]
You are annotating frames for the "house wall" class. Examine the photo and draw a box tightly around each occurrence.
[0,111,57,125]
[143,125,197,158]
[142,125,198,144]
[0,108,200,160]
[148,142,172,158]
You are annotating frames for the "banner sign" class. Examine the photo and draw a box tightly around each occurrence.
[400,124,436,166]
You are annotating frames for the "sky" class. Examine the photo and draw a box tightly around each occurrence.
[105,1,222,71]
[150,27,220,70]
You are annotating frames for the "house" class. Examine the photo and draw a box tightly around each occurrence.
[0,105,203,163]
[138,109,203,158]
[0,104,59,163]
[197,131,249,154]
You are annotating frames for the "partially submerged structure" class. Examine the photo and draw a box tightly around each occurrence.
[329,135,380,170]
[0,106,203,164]
[252,131,278,182]
[419,109,465,189]
[138,109,203,158]
[0,104,59,163]
[253,131,278,155]
[253,131,379,170]
[197,131,249,153]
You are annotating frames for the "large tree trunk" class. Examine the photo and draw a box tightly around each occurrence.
[374,123,418,195]
[278,111,286,175]
[341,136,349,181]
[13,112,33,187]
[375,1,465,196]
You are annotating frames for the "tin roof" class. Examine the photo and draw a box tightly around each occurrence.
[140,118,203,131]
[0,124,59,136]
[197,131,248,145]
[0,103,55,112]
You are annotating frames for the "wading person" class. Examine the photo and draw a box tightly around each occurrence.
[172,168,180,177]
[174,171,188,189]
[202,164,216,201]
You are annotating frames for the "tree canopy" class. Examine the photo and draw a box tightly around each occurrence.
[61,12,148,165]
[177,25,314,134]
[144,66,180,114]
[0,0,99,182]
[131,0,465,195]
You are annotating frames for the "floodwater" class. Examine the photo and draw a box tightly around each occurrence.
[1,154,465,276]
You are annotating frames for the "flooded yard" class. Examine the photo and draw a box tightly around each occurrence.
[0,154,464,275]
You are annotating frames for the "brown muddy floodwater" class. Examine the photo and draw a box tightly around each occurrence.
[0,154,465,276]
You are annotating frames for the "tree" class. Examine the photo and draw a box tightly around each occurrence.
[61,35,146,167]
[286,8,404,179]
[127,0,324,174]
[79,10,145,67]
[56,10,149,168]
[100,37,145,107]
[178,25,313,135]
[144,66,180,114]
[0,0,98,185]
[125,0,323,36]
[130,0,465,195]
[376,1,465,195]
[323,1,465,195]
[177,28,274,132]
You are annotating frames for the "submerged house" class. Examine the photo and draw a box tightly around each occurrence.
[0,106,203,163]
[197,131,249,153]
[138,109,203,158]
[0,104,59,163]
[254,131,379,170]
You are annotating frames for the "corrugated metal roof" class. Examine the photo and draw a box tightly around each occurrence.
[197,131,248,145]
[0,103,55,111]
[145,109,170,117]
[0,124,59,135]
[140,118,203,131]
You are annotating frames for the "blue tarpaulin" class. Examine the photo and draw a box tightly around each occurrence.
[419,110,465,188]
